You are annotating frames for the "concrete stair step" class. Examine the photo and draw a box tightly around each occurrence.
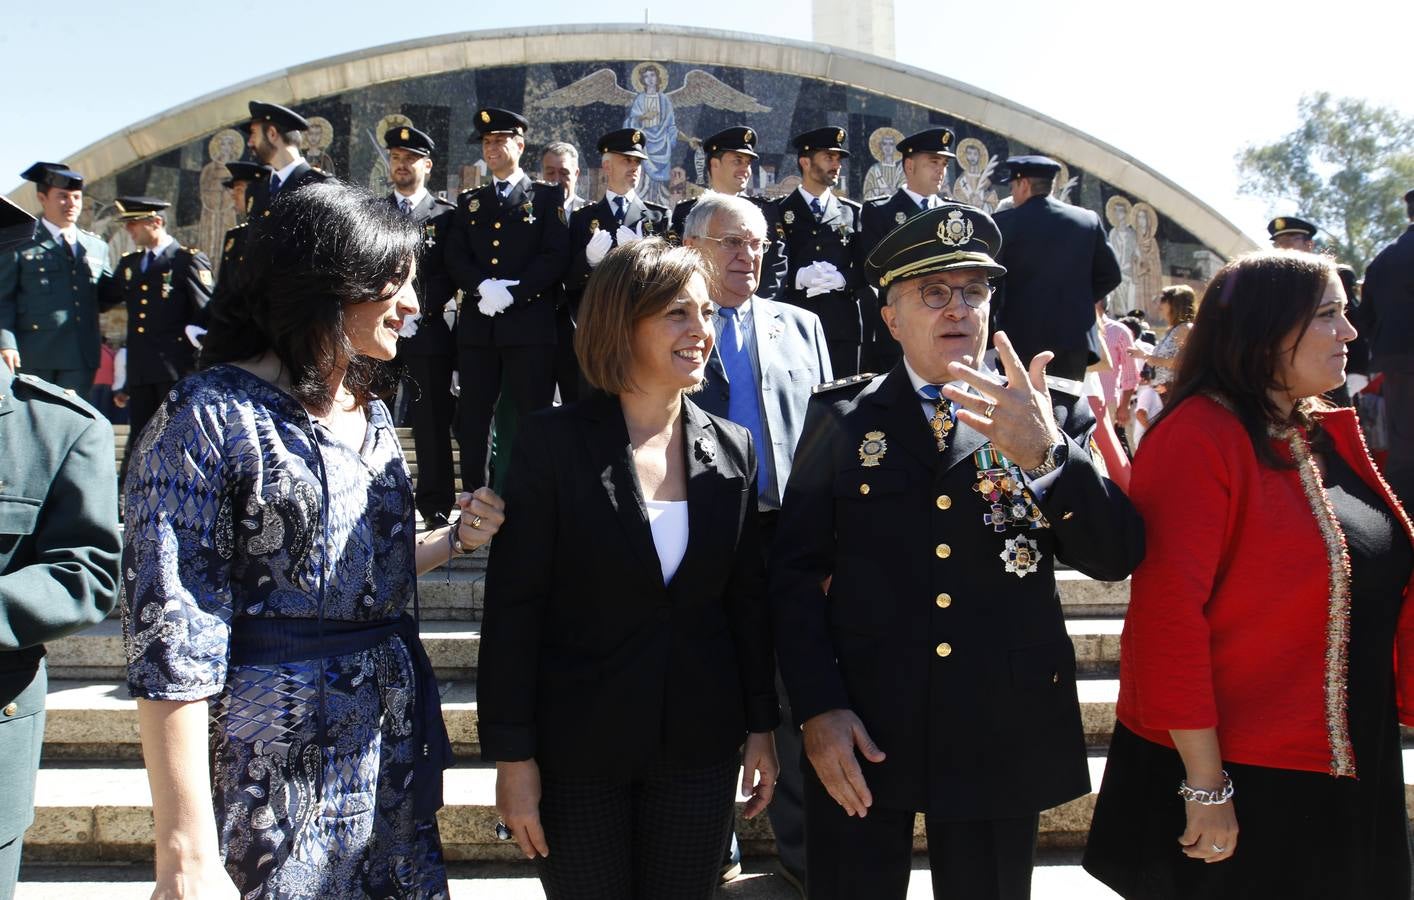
[14,855,1121,898]
[48,616,1127,682]
[23,752,1414,866]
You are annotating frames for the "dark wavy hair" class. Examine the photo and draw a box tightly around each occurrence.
[201,181,420,415]
[1153,250,1338,467]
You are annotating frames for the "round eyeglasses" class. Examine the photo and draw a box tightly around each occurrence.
[915,281,993,310]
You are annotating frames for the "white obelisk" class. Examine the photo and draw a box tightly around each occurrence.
[812,0,896,58]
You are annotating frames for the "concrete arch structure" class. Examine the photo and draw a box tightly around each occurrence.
[8,24,1256,284]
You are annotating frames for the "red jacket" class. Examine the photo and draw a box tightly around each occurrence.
[1116,396,1414,776]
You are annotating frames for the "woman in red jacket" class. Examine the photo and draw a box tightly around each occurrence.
[1084,250,1414,898]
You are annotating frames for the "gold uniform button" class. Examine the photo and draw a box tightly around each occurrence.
[137,326,145,333]
[138,313,146,319]
[141,284,148,291]
[2,703,16,716]
[858,483,870,495]
[493,222,502,229]
[936,494,951,510]
[140,299,148,305]
[936,592,952,608]
[935,543,951,559]
[491,258,499,265]
[935,642,952,658]
[492,239,500,247]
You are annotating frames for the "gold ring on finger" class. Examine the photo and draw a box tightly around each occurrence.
[983,401,997,417]
[471,515,483,529]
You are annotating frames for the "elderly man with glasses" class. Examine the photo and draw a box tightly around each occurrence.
[769,203,1144,900]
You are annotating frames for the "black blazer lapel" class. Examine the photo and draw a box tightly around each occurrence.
[580,392,663,585]
[502,177,529,210]
[674,400,738,591]
[868,366,938,471]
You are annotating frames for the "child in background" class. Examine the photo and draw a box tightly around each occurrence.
[1129,365,1164,450]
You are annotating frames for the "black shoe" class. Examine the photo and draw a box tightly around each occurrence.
[720,831,742,883]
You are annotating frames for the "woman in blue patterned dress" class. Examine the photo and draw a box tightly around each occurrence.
[122,182,505,900]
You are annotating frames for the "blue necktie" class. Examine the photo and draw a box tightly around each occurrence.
[919,196,930,211]
[810,197,823,221]
[267,173,282,196]
[141,250,153,273]
[718,307,769,494]
[917,384,955,452]
[613,196,625,224]
[399,198,412,215]
[497,180,510,199]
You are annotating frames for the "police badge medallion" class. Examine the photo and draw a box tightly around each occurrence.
[467,199,481,213]
[895,212,907,225]
[783,210,796,225]
[938,210,974,247]
[858,431,887,467]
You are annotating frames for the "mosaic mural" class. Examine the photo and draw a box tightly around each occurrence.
[75,59,1224,315]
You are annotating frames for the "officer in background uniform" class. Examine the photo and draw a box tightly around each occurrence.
[215,160,270,286]
[243,101,329,222]
[770,204,1144,900]
[0,163,111,393]
[776,127,870,377]
[0,185,121,900]
[860,127,957,374]
[540,142,589,404]
[384,125,459,527]
[993,156,1122,382]
[668,126,787,300]
[98,197,212,447]
[1267,215,1318,252]
[444,108,571,490]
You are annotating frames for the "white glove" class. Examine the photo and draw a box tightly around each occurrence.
[398,314,421,338]
[476,279,515,316]
[585,228,614,267]
[450,370,460,397]
[184,325,207,349]
[794,263,822,291]
[615,224,640,247]
[803,261,846,297]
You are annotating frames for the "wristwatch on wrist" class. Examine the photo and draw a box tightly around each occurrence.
[1023,439,1067,479]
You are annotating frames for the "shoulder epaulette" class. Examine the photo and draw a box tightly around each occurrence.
[812,372,877,395]
[838,196,863,209]
[14,373,103,418]
[120,249,141,261]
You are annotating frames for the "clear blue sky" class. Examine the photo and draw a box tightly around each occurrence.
[4,0,1411,245]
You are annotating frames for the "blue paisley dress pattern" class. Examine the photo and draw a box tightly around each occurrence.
[122,365,449,900]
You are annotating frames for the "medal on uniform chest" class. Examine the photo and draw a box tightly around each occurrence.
[1000,535,1041,578]
[224,236,234,253]
[836,224,851,244]
[124,267,132,282]
[467,198,481,213]
[643,218,654,236]
[589,218,600,233]
[424,223,437,249]
[972,445,1048,530]
[858,430,887,467]
[522,200,536,224]
[783,210,796,225]
[895,211,907,225]
[161,271,173,298]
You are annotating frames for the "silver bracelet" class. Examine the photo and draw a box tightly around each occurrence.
[1177,771,1234,805]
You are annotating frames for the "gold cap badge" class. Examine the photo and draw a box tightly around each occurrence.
[836,129,845,143]
[744,129,754,143]
[400,128,409,140]
[1274,218,1286,230]
[480,110,491,124]
[633,131,643,145]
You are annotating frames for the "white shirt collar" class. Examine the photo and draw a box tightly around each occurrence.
[902,357,968,398]
[564,194,584,212]
[604,188,639,205]
[149,234,175,257]
[901,187,935,209]
[797,185,834,213]
[40,217,77,244]
[394,187,429,209]
[272,156,304,184]
[493,169,527,190]
[718,294,753,320]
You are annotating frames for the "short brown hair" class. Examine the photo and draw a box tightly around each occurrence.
[575,239,710,394]
[1159,284,1198,324]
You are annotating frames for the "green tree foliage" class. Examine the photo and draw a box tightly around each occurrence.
[1237,92,1414,269]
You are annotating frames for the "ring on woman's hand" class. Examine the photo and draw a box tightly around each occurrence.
[470,515,483,529]
[494,821,513,841]
[1210,842,1225,853]
[983,401,997,417]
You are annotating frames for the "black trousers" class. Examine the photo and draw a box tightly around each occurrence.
[401,353,456,516]
[1384,370,1414,506]
[455,344,555,491]
[536,756,739,900]
[803,767,1038,900]
[827,341,861,378]
[553,304,584,404]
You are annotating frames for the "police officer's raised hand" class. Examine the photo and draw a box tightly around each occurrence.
[802,708,886,817]
[943,330,1061,470]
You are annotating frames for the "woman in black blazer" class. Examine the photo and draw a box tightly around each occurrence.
[479,238,780,898]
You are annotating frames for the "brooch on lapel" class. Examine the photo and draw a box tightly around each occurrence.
[693,436,716,464]
[858,431,887,467]
[1000,535,1041,578]
[783,210,796,225]
[767,321,784,341]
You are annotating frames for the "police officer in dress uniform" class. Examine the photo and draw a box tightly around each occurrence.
[561,128,667,402]
[242,101,329,222]
[97,197,213,448]
[444,108,571,490]
[992,156,1122,383]
[0,191,121,900]
[668,126,788,301]
[776,127,871,377]
[1267,215,1318,252]
[384,125,459,527]
[540,142,589,404]
[770,204,1144,900]
[0,163,112,394]
[215,160,270,287]
[861,127,958,374]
